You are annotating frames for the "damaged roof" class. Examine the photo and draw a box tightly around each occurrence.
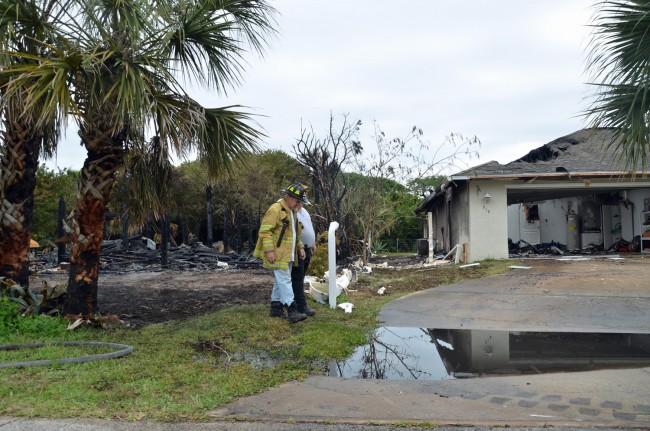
[453,128,642,179]
[416,128,649,212]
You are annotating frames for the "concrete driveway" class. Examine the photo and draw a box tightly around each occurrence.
[212,256,650,427]
[379,256,650,332]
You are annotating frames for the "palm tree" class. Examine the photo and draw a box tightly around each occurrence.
[2,0,275,316]
[585,0,650,172]
[0,0,68,287]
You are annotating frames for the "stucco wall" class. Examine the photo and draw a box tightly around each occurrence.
[467,181,509,261]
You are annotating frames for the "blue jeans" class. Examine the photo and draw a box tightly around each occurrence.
[271,262,294,305]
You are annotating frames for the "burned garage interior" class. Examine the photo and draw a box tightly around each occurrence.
[416,128,650,262]
[507,188,643,256]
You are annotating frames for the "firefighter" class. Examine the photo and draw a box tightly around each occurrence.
[254,183,309,323]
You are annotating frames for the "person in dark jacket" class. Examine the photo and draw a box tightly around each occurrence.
[291,194,317,317]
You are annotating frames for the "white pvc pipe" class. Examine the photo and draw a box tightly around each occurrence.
[328,221,340,309]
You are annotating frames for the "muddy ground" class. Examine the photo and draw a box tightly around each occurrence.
[30,253,647,328]
[30,266,275,328]
[28,253,428,328]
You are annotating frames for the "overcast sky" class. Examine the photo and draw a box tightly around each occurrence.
[47,0,596,174]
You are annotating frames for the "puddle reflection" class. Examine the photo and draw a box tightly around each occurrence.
[330,327,650,380]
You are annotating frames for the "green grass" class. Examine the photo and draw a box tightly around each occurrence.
[0,258,513,421]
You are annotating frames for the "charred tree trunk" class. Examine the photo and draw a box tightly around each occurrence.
[161,214,169,268]
[193,219,200,241]
[235,207,242,253]
[64,121,125,317]
[247,210,253,253]
[0,110,40,288]
[206,185,213,247]
[181,217,188,245]
[121,205,129,250]
[57,197,67,264]
[222,208,229,251]
[144,214,153,239]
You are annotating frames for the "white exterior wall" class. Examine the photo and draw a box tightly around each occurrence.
[467,181,509,261]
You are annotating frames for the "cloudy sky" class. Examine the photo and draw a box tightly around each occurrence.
[47,0,596,174]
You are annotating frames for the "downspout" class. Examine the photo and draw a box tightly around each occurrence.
[427,212,434,262]
[446,199,452,254]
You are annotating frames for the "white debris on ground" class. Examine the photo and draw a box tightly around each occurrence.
[308,266,358,305]
[337,302,354,313]
[305,253,491,310]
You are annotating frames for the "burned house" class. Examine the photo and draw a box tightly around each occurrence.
[415,128,650,262]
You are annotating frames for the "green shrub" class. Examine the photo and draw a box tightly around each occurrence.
[0,295,67,339]
[307,231,330,278]
[0,295,21,336]
[0,278,66,317]
[370,238,388,255]
[18,314,68,337]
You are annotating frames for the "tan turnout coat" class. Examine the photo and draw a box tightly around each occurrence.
[253,199,303,270]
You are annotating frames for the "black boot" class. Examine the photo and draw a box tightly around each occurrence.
[269,301,285,318]
[286,302,307,323]
[297,302,316,317]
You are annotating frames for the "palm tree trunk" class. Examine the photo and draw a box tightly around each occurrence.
[0,109,40,287]
[63,120,125,317]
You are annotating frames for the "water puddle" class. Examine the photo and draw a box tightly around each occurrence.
[329,327,650,380]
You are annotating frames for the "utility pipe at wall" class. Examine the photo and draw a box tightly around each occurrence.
[328,221,339,309]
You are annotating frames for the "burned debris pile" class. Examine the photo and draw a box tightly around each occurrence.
[508,236,642,258]
[33,236,262,274]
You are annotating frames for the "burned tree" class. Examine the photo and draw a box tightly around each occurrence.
[293,113,362,258]
[347,123,480,264]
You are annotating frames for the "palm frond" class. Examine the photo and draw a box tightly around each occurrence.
[146,91,206,160]
[198,105,264,178]
[216,0,278,54]
[80,0,148,38]
[123,135,175,224]
[1,46,81,129]
[585,0,650,172]
[165,5,242,89]
[163,0,276,90]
